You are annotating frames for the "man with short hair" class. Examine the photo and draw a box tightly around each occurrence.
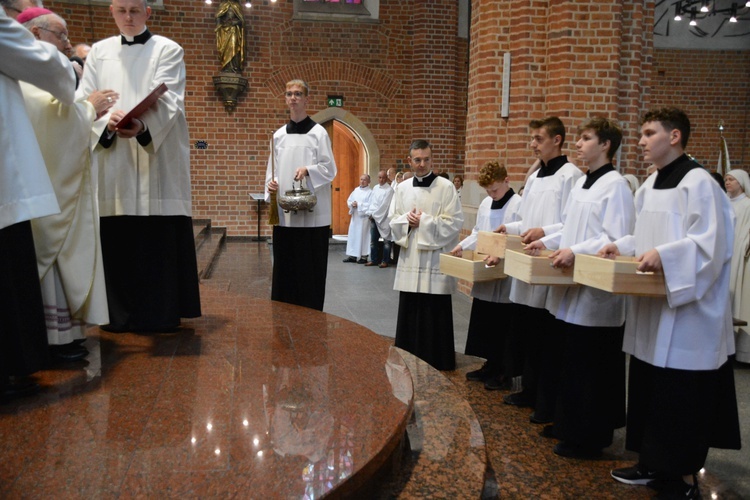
[526,117,634,459]
[390,140,463,370]
[266,79,337,311]
[343,174,372,264]
[602,108,740,498]
[499,117,583,424]
[81,0,201,333]
[364,170,394,268]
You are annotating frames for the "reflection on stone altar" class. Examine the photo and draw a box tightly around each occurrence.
[0,288,412,498]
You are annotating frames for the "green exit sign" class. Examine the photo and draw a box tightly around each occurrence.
[327,96,344,107]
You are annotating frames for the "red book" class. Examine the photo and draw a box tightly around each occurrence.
[116,82,168,129]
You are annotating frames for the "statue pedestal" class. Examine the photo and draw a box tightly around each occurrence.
[213,72,247,111]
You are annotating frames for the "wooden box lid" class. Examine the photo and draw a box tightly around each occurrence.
[440,250,507,282]
[573,254,666,297]
[503,249,575,285]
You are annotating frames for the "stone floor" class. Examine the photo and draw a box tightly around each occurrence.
[1,237,747,498]
[210,239,750,499]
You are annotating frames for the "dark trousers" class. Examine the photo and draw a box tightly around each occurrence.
[368,219,392,264]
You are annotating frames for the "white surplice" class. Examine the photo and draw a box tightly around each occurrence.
[614,167,735,370]
[390,176,464,295]
[458,193,522,303]
[81,33,192,217]
[506,162,583,308]
[541,170,635,327]
[265,123,337,228]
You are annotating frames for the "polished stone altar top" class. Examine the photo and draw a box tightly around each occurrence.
[0,285,412,498]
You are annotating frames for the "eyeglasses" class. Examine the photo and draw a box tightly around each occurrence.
[38,27,69,43]
[285,91,305,98]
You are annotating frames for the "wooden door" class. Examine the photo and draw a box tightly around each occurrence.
[325,120,364,235]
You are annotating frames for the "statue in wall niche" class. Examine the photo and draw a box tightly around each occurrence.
[215,0,245,73]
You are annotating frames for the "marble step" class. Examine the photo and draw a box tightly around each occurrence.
[193,219,226,280]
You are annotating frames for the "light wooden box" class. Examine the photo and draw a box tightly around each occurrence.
[476,232,523,258]
[503,249,575,285]
[573,254,666,297]
[440,250,507,282]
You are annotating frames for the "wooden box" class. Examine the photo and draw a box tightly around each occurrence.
[476,232,523,258]
[503,249,575,285]
[439,250,507,282]
[573,254,666,297]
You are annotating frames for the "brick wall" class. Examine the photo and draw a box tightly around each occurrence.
[44,0,749,239]
[651,49,750,172]
[49,0,467,237]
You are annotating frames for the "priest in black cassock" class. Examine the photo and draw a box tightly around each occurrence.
[389,140,464,370]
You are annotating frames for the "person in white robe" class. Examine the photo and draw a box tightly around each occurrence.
[450,161,521,389]
[390,140,464,370]
[527,117,634,459]
[498,117,583,423]
[266,79,337,311]
[725,169,750,363]
[365,170,395,267]
[602,108,740,497]
[1,7,76,400]
[80,0,201,332]
[343,174,372,263]
[19,8,119,360]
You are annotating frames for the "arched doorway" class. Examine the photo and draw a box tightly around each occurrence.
[314,108,380,236]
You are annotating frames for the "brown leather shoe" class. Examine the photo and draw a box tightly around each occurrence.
[364,262,377,267]
[379,262,388,268]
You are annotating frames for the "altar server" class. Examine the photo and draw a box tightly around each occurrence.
[390,140,464,370]
[526,117,634,459]
[602,108,740,499]
[451,161,521,389]
[81,0,201,333]
[265,79,337,311]
[364,170,395,267]
[499,117,583,424]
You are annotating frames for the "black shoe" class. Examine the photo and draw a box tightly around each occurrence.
[529,411,553,424]
[466,362,494,382]
[484,375,511,391]
[50,343,88,362]
[343,257,357,263]
[540,424,560,439]
[611,463,660,485]
[554,442,602,460]
[653,477,701,499]
[1,376,40,403]
[503,391,533,407]
[356,258,368,264]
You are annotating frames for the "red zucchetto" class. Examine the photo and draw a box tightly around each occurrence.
[16,7,55,24]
